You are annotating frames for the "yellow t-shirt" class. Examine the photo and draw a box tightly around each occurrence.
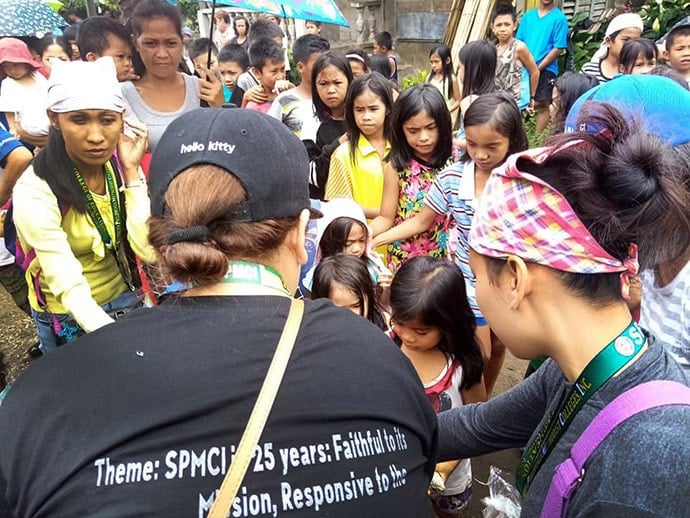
[13,165,156,332]
[325,135,390,214]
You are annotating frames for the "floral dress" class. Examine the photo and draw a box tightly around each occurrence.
[386,153,458,271]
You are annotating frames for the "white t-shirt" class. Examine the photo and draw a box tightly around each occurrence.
[0,72,50,136]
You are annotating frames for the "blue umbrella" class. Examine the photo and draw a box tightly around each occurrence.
[203,0,349,28]
[0,0,68,37]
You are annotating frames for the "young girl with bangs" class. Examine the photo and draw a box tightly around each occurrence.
[426,44,460,126]
[373,92,528,395]
[326,73,395,218]
[618,38,658,75]
[312,253,388,331]
[371,83,458,271]
[390,256,485,515]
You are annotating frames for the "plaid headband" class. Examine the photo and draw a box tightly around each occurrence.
[469,145,639,300]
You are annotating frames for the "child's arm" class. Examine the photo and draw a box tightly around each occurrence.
[0,144,32,207]
[516,42,540,110]
[461,376,488,404]
[370,162,400,236]
[448,75,461,114]
[371,205,438,249]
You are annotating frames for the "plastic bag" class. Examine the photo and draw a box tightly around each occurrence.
[481,466,522,518]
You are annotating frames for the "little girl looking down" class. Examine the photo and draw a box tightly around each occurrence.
[372,84,458,271]
[390,256,485,515]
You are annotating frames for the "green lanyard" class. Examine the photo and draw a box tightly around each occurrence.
[74,162,135,292]
[217,260,291,297]
[515,321,646,496]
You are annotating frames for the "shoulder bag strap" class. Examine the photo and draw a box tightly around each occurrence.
[542,380,690,518]
[208,298,305,518]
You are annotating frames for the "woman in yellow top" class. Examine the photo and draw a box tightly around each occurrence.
[325,73,394,219]
[12,57,155,354]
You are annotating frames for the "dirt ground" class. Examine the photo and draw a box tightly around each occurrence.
[0,287,527,516]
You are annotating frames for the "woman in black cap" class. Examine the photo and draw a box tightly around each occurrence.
[0,109,438,518]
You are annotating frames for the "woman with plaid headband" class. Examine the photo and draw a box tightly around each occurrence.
[436,103,690,515]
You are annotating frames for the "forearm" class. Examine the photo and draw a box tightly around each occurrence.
[123,184,156,263]
[372,213,430,247]
[538,49,563,70]
[0,147,32,206]
[529,69,540,98]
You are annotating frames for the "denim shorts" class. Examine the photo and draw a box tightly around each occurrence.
[32,290,139,354]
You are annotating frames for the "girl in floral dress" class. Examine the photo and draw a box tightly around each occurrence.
[372,84,458,271]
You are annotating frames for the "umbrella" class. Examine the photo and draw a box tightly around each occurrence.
[0,0,68,37]
[210,0,349,27]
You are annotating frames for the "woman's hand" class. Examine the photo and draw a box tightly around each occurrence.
[197,63,225,107]
[118,119,148,182]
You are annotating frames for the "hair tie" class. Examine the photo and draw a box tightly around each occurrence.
[168,225,210,245]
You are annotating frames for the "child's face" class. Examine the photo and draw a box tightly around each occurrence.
[101,34,133,81]
[491,14,516,44]
[297,51,323,87]
[218,60,243,89]
[393,317,442,352]
[41,44,69,72]
[373,42,384,55]
[623,52,656,75]
[353,88,387,140]
[665,34,690,75]
[1,62,31,80]
[255,59,285,92]
[315,64,349,113]
[402,109,439,163]
[343,223,367,257]
[465,121,511,175]
[605,27,641,61]
[348,59,366,77]
[305,22,320,35]
[235,19,248,36]
[193,53,219,77]
[429,52,443,74]
[329,282,368,317]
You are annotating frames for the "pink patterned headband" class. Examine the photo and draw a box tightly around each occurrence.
[469,145,638,300]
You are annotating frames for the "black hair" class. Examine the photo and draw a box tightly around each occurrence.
[369,54,390,76]
[248,37,284,70]
[62,25,78,43]
[344,73,394,164]
[618,38,658,73]
[319,217,368,258]
[312,253,388,331]
[247,18,284,45]
[188,37,217,61]
[232,15,249,35]
[390,256,484,390]
[463,92,528,161]
[129,0,182,38]
[345,48,371,72]
[34,128,116,213]
[649,65,690,90]
[217,43,249,69]
[458,39,497,99]
[666,26,690,50]
[77,16,132,58]
[487,103,690,304]
[491,2,517,24]
[551,72,599,134]
[374,31,393,50]
[311,52,353,122]
[305,21,322,29]
[428,43,455,99]
[388,83,453,171]
[35,34,71,61]
[292,34,330,64]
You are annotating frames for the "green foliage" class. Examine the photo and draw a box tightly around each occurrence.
[177,0,200,32]
[523,112,549,149]
[402,69,428,89]
[567,10,607,73]
[639,0,690,41]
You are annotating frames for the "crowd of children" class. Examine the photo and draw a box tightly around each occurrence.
[0,1,689,516]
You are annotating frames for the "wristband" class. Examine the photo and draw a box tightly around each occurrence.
[119,180,145,191]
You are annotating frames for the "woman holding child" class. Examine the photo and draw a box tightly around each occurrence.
[122,0,224,153]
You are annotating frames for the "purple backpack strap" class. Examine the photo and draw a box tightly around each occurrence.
[541,380,690,518]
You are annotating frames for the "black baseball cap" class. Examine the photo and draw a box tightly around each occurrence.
[149,108,321,220]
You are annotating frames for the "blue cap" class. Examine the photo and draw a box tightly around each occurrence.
[565,75,690,147]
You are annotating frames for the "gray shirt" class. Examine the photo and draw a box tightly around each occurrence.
[438,337,690,516]
[121,74,200,153]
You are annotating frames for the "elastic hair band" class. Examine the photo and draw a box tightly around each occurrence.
[346,53,366,64]
[168,225,210,245]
